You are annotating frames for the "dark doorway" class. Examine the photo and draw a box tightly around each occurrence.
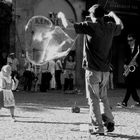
[0,1,12,68]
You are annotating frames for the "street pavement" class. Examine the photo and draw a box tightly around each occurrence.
[0,89,140,140]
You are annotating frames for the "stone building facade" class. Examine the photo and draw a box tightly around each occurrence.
[1,0,139,88]
[12,0,86,88]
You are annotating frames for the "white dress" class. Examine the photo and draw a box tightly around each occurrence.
[0,73,16,107]
[48,60,56,89]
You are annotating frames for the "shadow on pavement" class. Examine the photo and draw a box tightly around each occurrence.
[14,92,88,109]
[14,120,89,125]
[106,132,140,140]
[0,114,41,119]
[112,107,140,113]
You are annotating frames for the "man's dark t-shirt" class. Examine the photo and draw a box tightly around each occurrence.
[74,17,121,72]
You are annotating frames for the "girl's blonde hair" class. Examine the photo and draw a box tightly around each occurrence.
[1,64,11,74]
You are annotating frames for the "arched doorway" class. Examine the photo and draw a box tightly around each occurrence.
[34,0,77,22]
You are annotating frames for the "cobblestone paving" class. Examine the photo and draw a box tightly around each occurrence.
[0,89,140,140]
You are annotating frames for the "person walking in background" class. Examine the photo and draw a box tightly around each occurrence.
[40,61,52,92]
[0,65,18,120]
[55,58,63,90]
[58,4,123,135]
[117,34,140,107]
[63,55,76,94]
[32,65,41,92]
[23,58,35,92]
[49,60,56,90]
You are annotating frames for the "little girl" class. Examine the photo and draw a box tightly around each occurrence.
[0,64,18,120]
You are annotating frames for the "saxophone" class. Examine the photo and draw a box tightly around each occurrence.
[123,46,139,77]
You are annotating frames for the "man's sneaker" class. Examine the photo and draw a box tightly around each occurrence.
[102,114,114,132]
[105,122,115,132]
[117,102,127,108]
[91,126,105,135]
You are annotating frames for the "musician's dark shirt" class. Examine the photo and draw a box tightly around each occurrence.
[74,17,122,72]
[124,44,140,66]
[124,44,140,83]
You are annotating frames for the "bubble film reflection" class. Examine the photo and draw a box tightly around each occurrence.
[25,16,74,65]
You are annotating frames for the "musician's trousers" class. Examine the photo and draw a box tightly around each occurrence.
[85,70,114,127]
[123,72,140,105]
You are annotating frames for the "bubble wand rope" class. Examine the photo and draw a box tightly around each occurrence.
[63,34,79,58]
[103,0,109,9]
[57,11,80,57]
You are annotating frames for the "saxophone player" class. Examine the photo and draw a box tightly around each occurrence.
[118,34,140,107]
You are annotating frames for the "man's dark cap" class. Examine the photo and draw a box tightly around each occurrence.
[88,4,105,18]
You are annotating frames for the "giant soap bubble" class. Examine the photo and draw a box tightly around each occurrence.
[25,15,75,65]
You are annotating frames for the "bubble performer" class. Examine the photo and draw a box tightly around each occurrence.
[58,4,124,135]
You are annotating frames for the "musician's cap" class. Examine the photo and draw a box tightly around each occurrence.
[88,4,105,18]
